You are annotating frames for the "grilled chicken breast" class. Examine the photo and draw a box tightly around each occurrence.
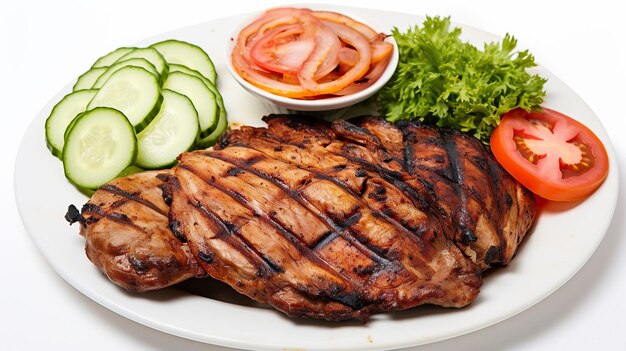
[342,117,536,269]
[67,170,205,292]
[67,115,535,320]
[162,116,534,320]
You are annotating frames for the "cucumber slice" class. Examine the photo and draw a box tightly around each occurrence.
[87,66,162,132]
[136,89,199,169]
[45,89,98,158]
[75,165,145,197]
[163,71,217,135]
[62,107,137,189]
[73,67,107,91]
[63,111,84,143]
[169,64,226,133]
[117,47,168,78]
[151,40,216,83]
[196,107,228,149]
[92,47,136,68]
[92,58,159,89]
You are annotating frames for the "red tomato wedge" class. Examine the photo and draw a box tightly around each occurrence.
[490,108,609,202]
[231,7,393,99]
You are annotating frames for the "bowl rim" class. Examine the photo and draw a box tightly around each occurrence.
[223,6,399,110]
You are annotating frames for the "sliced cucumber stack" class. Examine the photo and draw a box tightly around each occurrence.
[87,66,162,132]
[169,64,227,139]
[151,39,216,83]
[163,71,217,134]
[198,108,228,149]
[63,107,137,189]
[47,39,228,191]
[92,47,136,68]
[46,89,98,158]
[73,67,107,91]
[117,47,168,78]
[92,58,160,88]
[136,89,199,169]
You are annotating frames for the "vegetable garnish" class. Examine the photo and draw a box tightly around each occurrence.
[490,108,609,201]
[46,40,228,192]
[231,7,394,99]
[378,16,547,143]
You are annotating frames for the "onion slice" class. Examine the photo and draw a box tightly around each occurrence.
[231,7,390,99]
[250,24,314,74]
[311,10,380,42]
[333,54,391,96]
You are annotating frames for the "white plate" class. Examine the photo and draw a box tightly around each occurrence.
[15,5,619,351]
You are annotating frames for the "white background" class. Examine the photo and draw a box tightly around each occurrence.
[1,0,624,350]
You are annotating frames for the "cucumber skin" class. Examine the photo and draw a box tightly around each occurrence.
[117,47,169,80]
[136,89,199,169]
[196,109,228,149]
[151,39,217,83]
[45,89,98,158]
[168,64,226,134]
[134,93,164,133]
[92,47,136,68]
[75,165,145,195]
[62,111,85,147]
[73,67,108,91]
[50,41,230,189]
[163,71,218,136]
[88,66,164,134]
[92,59,160,89]
[76,186,97,197]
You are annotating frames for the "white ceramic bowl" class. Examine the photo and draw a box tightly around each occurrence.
[224,9,399,112]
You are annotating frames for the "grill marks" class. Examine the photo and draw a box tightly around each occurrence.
[224,140,429,248]
[223,125,432,238]
[171,133,452,314]
[395,122,528,268]
[183,161,368,284]
[174,154,376,309]
[69,116,536,320]
[76,170,205,292]
[206,150,388,265]
[440,129,473,244]
[188,195,277,277]
[213,143,435,272]
[163,116,535,320]
[99,184,167,217]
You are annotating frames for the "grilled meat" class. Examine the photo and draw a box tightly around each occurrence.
[67,115,535,320]
[221,116,536,270]
[68,170,205,292]
[347,117,536,269]
[162,115,535,320]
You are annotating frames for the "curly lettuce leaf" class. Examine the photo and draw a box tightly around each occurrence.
[378,16,547,143]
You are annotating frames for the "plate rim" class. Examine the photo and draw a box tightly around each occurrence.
[14,4,620,351]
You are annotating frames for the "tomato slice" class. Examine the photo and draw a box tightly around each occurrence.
[490,108,609,201]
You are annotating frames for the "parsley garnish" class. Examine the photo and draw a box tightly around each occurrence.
[378,16,547,143]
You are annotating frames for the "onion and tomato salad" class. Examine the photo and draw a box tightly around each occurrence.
[231,7,394,99]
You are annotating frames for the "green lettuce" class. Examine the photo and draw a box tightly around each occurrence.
[378,16,547,143]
